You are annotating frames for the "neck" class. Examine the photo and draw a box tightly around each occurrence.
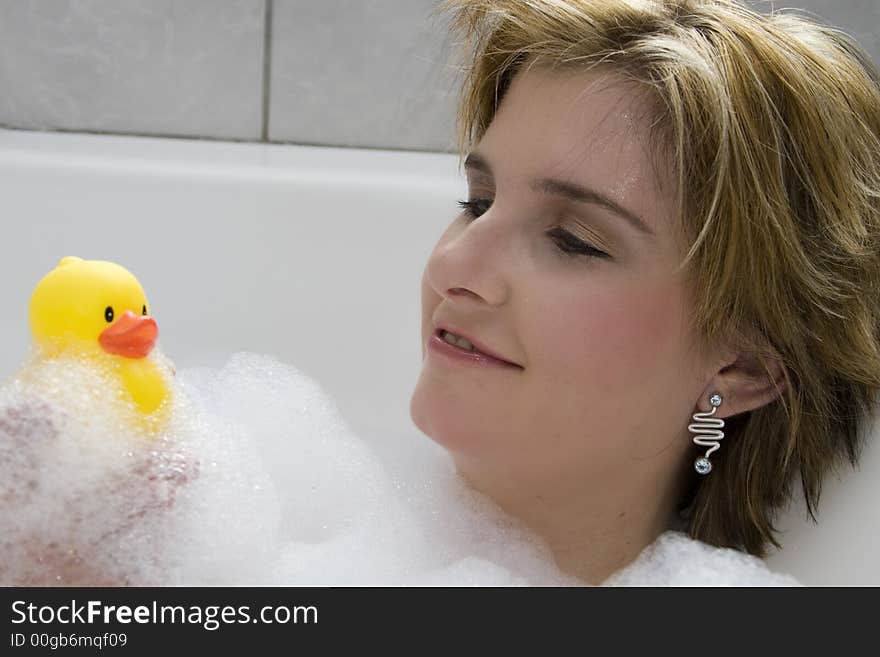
[452,453,688,585]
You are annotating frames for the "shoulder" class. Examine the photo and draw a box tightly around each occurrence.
[601,530,803,587]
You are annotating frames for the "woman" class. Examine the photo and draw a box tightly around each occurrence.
[410,0,880,585]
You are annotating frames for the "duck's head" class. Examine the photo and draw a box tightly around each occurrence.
[29,256,158,359]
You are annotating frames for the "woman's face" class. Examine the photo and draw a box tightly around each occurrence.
[410,65,707,492]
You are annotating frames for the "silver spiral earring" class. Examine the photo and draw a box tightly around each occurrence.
[689,393,724,475]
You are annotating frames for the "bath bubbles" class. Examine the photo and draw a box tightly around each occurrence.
[0,350,796,586]
[174,353,580,586]
[602,531,802,586]
[0,350,203,585]
[0,349,579,586]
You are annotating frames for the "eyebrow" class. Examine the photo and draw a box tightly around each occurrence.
[464,151,655,238]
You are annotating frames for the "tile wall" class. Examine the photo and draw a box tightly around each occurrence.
[0,1,875,152]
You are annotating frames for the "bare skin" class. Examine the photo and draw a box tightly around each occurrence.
[410,65,784,585]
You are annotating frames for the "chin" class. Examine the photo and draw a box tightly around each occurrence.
[409,375,484,454]
[409,379,443,445]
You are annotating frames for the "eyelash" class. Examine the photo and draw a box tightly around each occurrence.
[456,199,609,259]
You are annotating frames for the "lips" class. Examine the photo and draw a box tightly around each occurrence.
[433,323,521,368]
[99,310,158,359]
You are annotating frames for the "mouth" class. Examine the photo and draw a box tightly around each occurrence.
[99,310,158,359]
[430,327,523,370]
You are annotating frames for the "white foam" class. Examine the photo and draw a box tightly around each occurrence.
[173,353,578,586]
[602,531,802,586]
[0,350,800,586]
[0,352,194,585]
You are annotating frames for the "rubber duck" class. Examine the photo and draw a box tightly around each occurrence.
[28,256,173,433]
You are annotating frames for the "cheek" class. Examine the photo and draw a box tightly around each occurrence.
[529,276,689,408]
[511,277,691,472]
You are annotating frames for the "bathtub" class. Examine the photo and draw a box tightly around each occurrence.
[1,126,876,585]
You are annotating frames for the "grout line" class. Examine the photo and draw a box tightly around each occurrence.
[260,0,274,142]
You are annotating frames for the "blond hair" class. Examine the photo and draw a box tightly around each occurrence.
[438,0,880,557]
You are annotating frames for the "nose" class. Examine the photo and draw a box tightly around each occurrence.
[426,207,513,307]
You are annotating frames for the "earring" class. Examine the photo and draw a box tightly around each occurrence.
[689,393,725,475]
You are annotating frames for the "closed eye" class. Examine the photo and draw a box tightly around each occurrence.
[457,198,492,218]
[546,227,609,258]
[456,198,609,259]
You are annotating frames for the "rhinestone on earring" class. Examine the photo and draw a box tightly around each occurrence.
[689,393,725,475]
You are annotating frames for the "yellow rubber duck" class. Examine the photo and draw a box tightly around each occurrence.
[28,256,173,433]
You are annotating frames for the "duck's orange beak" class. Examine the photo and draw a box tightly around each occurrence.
[99,310,158,359]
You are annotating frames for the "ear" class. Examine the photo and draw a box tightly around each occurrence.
[696,348,787,419]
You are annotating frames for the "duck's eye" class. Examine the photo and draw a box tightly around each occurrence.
[104,306,114,323]
[142,304,147,316]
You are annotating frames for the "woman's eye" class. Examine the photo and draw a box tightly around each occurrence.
[457,198,492,219]
[456,198,608,260]
[547,228,609,259]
